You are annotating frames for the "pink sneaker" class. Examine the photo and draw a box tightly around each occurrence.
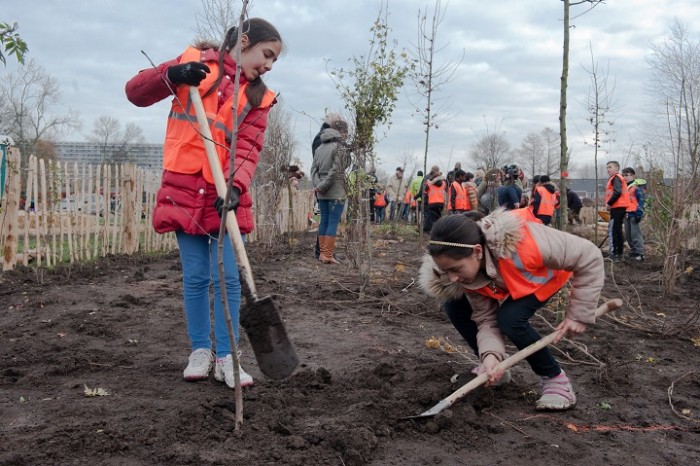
[536,370,577,410]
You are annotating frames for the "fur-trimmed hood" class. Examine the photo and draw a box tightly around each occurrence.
[418,209,524,301]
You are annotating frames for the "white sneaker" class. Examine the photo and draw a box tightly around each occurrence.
[183,348,213,381]
[214,354,254,388]
[536,370,577,411]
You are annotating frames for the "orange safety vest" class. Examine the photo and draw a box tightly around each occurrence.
[626,184,638,213]
[403,189,416,207]
[471,219,572,302]
[374,191,387,207]
[163,47,275,185]
[605,173,629,209]
[535,186,556,216]
[448,181,469,211]
[427,182,446,205]
[512,205,542,224]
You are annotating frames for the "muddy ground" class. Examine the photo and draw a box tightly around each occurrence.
[1,227,700,466]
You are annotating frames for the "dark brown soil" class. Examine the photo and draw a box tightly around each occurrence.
[2,228,700,466]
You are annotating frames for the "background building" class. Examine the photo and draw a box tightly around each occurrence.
[54,142,163,171]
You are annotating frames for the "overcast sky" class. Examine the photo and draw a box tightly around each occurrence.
[3,0,698,177]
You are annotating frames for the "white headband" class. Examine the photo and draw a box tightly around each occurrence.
[429,240,477,248]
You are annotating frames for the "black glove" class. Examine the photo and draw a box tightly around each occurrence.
[634,216,641,224]
[167,61,211,86]
[214,187,240,217]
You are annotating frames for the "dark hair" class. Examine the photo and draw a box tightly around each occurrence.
[607,160,620,169]
[205,18,282,107]
[428,212,485,259]
[622,167,636,176]
[465,171,474,181]
[454,168,467,179]
[540,175,551,183]
[532,175,541,184]
[417,170,424,176]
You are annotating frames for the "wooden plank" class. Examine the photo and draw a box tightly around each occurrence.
[39,158,51,266]
[1,147,21,270]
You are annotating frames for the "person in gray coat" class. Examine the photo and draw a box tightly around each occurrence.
[311,117,349,264]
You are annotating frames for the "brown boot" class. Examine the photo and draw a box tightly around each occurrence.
[320,235,340,264]
[317,236,327,262]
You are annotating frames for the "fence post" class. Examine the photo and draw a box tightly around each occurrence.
[1,147,21,270]
[121,163,138,254]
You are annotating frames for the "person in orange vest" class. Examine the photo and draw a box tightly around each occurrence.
[419,209,604,410]
[447,169,469,214]
[125,18,283,389]
[373,186,389,224]
[532,175,557,225]
[401,186,415,221]
[423,165,446,232]
[605,161,629,262]
[622,167,646,261]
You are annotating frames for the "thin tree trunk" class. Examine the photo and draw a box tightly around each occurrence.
[558,0,570,232]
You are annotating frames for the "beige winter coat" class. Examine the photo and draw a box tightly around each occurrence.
[419,209,604,362]
[386,173,405,202]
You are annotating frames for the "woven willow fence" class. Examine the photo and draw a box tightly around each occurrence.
[0,149,315,271]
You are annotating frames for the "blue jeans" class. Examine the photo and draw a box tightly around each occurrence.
[375,206,386,224]
[318,199,345,237]
[176,231,241,358]
[401,203,410,220]
[443,294,561,377]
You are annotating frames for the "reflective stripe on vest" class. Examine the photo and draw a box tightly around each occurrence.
[499,224,572,301]
[605,173,629,208]
[626,184,638,213]
[162,46,276,184]
[535,186,556,216]
[162,47,220,177]
[427,182,446,204]
[205,85,275,184]
[212,88,275,141]
[448,181,468,210]
[471,215,571,302]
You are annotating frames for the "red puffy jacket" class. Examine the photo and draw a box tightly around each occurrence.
[125,47,273,234]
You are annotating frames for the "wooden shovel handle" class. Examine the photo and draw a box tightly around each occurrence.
[188,86,257,297]
[436,298,623,411]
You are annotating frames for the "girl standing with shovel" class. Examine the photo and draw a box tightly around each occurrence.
[419,209,604,410]
[125,18,283,389]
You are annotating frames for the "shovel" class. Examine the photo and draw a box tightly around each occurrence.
[402,298,623,420]
[188,86,299,380]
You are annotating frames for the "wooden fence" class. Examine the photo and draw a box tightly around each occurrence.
[0,149,316,271]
